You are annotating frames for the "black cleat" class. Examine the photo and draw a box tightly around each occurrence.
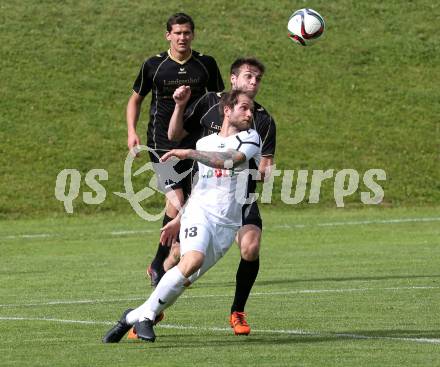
[102,308,133,343]
[135,318,156,342]
[146,264,165,288]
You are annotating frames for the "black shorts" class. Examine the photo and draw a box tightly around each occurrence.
[242,201,262,229]
[148,150,195,198]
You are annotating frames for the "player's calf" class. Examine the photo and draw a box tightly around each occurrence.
[163,243,181,271]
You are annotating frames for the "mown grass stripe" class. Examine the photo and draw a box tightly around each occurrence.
[1,316,438,345]
[2,216,439,240]
[0,285,437,308]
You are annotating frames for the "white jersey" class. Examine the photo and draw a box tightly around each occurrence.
[184,129,261,227]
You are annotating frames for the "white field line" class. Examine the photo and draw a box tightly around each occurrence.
[0,285,437,309]
[0,316,439,345]
[0,316,106,325]
[109,229,155,235]
[1,216,439,241]
[272,216,440,229]
[0,230,155,240]
[2,234,53,239]
[0,297,147,308]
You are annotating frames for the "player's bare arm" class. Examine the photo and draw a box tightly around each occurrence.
[259,155,274,181]
[126,92,145,156]
[161,149,246,169]
[168,86,191,142]
[189,149,247,168]
[160,213,182,247]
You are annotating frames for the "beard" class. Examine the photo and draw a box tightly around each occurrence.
[229,118,251,132]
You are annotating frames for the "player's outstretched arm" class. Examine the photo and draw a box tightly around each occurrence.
[161,149,246,169]
[168,86,191,142]
[188,149,246,169]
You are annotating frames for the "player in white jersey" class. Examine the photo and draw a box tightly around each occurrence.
[103,89,261,343]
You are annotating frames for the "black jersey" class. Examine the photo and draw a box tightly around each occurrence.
[133,50,224,151]
[182,91,276,195]
[183,92,276,157]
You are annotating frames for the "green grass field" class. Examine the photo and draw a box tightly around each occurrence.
[1,0,439,217]
[1,206,439,366]
[1,1,439,365]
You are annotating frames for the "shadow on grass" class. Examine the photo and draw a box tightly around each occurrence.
[254,274,440,287]
[123,328,440,349]
[336,329,440,339]
[124,334,334,348]
[191,274,440,290]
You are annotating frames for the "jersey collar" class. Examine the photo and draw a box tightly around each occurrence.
[168,49,193,65]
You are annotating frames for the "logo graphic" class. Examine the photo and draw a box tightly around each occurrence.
[178,67,186,75]
[158,298,166,305]
[201,167,236,179]
[54,149,387,215]
[114,145,192,221]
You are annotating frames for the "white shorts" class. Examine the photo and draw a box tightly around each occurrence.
[179,207,238,284]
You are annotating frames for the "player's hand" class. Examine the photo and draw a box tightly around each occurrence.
[160,217,181,247]
[173,85,191,106]
[128,132,141,157]
[160,149,191,162]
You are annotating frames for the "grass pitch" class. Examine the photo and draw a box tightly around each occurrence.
[1,206,439,366]
[1,1,439,217]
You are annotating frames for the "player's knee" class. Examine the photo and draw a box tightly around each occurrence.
[238,225,261,261]
[170,245,181,261]
[240,240,260,261]
[178,251,204,277]
[163,247,180,272]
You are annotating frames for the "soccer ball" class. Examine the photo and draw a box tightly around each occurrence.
[287,8,325,46]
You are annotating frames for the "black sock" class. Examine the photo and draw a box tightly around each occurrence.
[150,214,173,271]
[231,257,260,313]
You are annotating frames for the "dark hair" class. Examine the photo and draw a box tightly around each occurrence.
[166,13,195,32]
[219,89,254,119]
[230,57,265,76]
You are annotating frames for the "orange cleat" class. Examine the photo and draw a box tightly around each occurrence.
[127,327,138,340]
[126,312,165,340]
[229,311,251,335]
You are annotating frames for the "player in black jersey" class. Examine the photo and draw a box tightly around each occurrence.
[164,58,276,335]
[126,13,224,286]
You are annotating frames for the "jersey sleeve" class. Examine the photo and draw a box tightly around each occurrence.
[205,57,225,92]
[132,60,153,96]
[235,130,261,161]
[260,115,276,156]
[182,93,209,134]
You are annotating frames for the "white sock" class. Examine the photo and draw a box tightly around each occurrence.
[126,308,141,325]
[126,266,187,324]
